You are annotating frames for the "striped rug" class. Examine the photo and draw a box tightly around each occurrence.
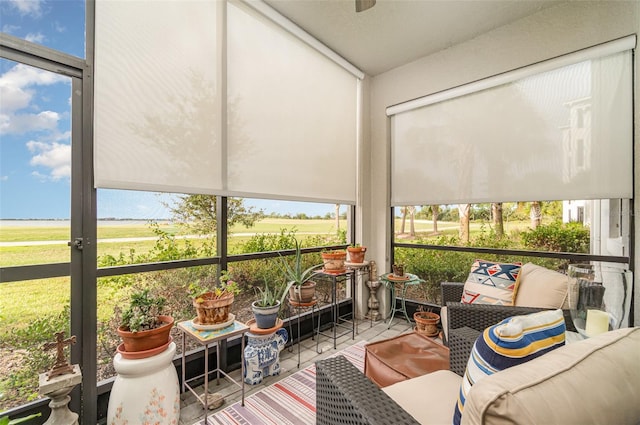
[199,341,367,425]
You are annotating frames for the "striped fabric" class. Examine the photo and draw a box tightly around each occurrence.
[452,309,566,425]
[203,341,366,425]
[461,260,521,305]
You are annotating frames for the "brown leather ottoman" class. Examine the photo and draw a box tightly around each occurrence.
[364,331,450,387]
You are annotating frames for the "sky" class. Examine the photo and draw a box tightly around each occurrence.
[0,0,340,219]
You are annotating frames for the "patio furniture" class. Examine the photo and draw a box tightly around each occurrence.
[313,269,357,352]
[440,263,578,345]
[380,272,423,328]
[316,326,640,425]
[364,332,449,387]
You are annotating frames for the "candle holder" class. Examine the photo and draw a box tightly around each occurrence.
[567,264,632,338]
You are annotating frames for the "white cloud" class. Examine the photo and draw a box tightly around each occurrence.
[1,110,60,134]
[25,32,46,43]
[1,24,20,34]
[27,140,71,181]
[1,175,8,181]
[1,63,67,93]
[0,63,68,134]
[53,21,66,33]
[8,0,43,17]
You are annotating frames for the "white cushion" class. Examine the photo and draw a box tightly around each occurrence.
[383,369,461,425]
[461,327,640,425]
[514,263,577,309]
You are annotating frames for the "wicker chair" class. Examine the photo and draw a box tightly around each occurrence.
[316,325,478,425]
[440,281,576,347]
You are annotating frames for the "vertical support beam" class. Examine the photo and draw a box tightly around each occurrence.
[389,206,395,267]
[77,1,97,423]
[216,195,229,370]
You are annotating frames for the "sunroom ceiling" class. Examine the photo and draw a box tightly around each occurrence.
[263,0,564,76]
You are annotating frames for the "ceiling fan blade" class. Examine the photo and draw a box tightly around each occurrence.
[355,0,376,13]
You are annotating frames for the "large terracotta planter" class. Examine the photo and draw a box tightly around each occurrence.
[321,250,347,273]
[117,315,174,354]
[347,246,367,263]
[413,311,440,337]
[289,280,317,303]
[193,291,234,325]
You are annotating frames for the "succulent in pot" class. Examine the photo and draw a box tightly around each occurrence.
[278,238,322,303]
[189,270,240,325]
[117,289,174,355]
[251,280,289,329]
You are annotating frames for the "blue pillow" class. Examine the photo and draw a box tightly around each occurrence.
[452,309,566,425]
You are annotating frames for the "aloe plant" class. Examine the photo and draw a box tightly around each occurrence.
[278,238,321,287]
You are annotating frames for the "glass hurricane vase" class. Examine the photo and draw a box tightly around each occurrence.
[567,263,632,339]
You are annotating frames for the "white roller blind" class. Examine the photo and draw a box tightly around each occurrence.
[94,1,220,194]
[390,44,633,206]
[227,2,358,204]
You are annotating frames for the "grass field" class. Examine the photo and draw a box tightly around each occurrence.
[0,217,534,332]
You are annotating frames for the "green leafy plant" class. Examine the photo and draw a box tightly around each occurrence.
[253,280,286,308]
[189,270,241,303]
[0,413,41,425]
[120,289,167,333]
[278,238,321,287]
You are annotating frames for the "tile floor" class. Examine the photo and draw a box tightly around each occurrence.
[178,316,415,425]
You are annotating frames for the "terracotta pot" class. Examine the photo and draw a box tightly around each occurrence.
[289,280,317,303]
[193,291,234,325]
[347,246,367,263]
[321,250,347,273]
[413,311,440,337]
[117,315,174,354]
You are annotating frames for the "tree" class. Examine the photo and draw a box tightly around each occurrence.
[399,207,406,234]
[170,195,263,235]
[530,201,542,229]
[458,204,470,243]
[491,202,504,237]
[424,205,440,234]
[408,206,416,237]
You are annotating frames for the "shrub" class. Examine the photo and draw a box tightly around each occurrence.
[521,221,589,253]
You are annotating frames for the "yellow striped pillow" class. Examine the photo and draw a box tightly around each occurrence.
[452,309,566,425]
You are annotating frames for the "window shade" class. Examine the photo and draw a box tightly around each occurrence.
[389,43,633,206]
[94,1,221,194]
[226,2,358,204]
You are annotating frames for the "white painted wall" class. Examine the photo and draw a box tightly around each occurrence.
[363,1,640,323]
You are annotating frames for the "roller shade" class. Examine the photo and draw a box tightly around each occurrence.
[226,2,358,204]
[389,37,634,206]
[94,0,360,204]
[94,1,221,194]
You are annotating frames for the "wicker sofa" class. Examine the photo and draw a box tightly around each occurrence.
[316,327,640,425]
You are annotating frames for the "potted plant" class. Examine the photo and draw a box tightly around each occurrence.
[251,280,288,329]
[413,307,440,337]
[278,238,322,303]
[347,243,367,263]
[321,249,347,273]
[117,289,174,355]
[189,270,240,325]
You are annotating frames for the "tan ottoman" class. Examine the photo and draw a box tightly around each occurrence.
[364,331,450,387]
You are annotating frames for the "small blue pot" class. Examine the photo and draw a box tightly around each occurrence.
[251,301,280,329]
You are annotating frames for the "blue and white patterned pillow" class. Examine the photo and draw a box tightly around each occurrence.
[452,309,566,425]
[461,260,521,305]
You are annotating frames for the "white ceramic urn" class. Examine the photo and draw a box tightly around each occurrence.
[107,342,180,424]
